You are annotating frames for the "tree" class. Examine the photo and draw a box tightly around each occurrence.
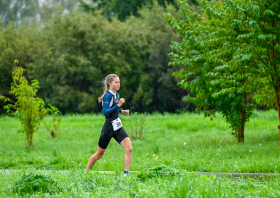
[29,3,189,114]
[217,0,280,145]
[167,0,256,142]
[0,66,60,148]
[0,22,48,115]
[1,2,191,115]
[30,12,150,114]
[198,0,280,144]
[129,1,190,113]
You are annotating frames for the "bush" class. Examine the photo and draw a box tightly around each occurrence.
[137,165,180,180]
[129,113,146,139]
[0,66,61,147]
[11,171,61,195]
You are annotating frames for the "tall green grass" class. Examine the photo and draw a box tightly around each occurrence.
[171,173,280,198]
[1,110,280,197]
[0,110,279,173]
[1,168,280,197]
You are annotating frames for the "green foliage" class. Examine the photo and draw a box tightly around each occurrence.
[202,0,280,132]
[43,105,61,138]
[0,22,48,115]
[0,1,221,115]
[167,0,279,141]
[219,0,280,119]
[171,174,272,197]
[3,67,47,147]
[32,11,148,113]
[11,171,61,195]
[137,165,180,180]
[19,3,188,114]
[129,113,146,139]
[171,174,223,197]
[1,1,196,116]
[0,67,60,147]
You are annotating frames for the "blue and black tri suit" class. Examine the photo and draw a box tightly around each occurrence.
[98,90,129,149]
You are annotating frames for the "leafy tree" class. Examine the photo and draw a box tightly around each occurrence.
[0,66,60,148]
[30,12,149,114]
[217,0,280,145]
[130,1,190,113]
[167,0,256,142]
[29,3,189,114]
[198,0,280,143]
[0,22,48,114]
[1,2,190,115]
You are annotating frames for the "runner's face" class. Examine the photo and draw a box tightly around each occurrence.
[109,77,120,92]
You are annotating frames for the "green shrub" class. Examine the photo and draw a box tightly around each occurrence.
[11,171,61,195]
[137,165,180,180]
[0,66,61,147]
[129,113,146,139]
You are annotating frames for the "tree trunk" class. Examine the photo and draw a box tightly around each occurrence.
[27,118,34,148]
[271,19,280,148]
[27,132,33,148]
[238,95,247,143]
[274,86,280,148]
[238,120,245,143]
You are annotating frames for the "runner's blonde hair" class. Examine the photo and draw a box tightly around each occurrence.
[98,74,119,103]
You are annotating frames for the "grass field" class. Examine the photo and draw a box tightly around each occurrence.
[1,110,280,197]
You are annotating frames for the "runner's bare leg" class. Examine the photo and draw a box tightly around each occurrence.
[85,145,106,172]
[120,137,133,171]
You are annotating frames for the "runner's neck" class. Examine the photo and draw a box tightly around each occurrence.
[109,89,117,98]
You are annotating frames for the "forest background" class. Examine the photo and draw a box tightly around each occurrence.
[0,0,203,115]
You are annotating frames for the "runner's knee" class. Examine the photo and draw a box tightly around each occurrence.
[125,146,133,154]
[91,152,104,160]
[97,153,104,159]
[96,151,105,159]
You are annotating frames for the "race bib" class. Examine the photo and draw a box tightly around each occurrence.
[111,117,123,131]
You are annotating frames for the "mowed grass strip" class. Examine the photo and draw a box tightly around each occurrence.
[0,110,279,173]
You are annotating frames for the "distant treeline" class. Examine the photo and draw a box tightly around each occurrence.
[0,2,197,115]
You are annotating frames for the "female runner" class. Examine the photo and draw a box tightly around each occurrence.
[84,74,132,176]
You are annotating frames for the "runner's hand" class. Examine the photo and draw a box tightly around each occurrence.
[118,98,125,107]
[121,110,129,115]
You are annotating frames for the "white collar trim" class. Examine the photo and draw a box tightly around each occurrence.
[109,90,117,99]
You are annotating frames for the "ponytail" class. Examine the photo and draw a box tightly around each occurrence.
[98,74,118,103]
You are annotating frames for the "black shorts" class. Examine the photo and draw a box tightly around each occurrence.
[98,120,129,149]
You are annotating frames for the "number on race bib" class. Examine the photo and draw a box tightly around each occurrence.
[112,117,123,131]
